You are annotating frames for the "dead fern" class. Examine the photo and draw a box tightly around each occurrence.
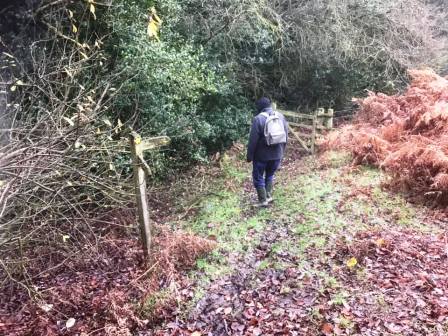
[322,68,448,204]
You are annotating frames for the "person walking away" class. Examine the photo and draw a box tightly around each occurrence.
[247,97,288,207]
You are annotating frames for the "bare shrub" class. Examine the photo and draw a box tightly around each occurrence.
[0,0,135,302]
[180,0,448,106]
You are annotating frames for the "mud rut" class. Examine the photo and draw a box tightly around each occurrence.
[187,219,298,334]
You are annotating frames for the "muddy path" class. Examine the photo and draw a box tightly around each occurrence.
[152,149,448,336]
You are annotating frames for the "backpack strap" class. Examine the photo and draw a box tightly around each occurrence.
[260,111,277,118]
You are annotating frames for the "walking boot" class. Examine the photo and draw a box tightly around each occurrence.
[266,181,273,203]
[255,187,268,207]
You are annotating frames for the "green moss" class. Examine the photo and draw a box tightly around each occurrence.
[257,259,271,270]
[330,291,349,306]
[338,316,355,329]
[310,307,324,321]
[196,254,230,279]
[323,274,340,289]
[140,289,172,317]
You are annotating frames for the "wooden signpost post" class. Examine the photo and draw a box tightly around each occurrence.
[129,131,170,260]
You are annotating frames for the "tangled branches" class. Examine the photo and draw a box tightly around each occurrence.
[179,0,448,107]
[0,0,135,295]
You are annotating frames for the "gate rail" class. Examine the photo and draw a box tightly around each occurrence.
[278,107,334,154]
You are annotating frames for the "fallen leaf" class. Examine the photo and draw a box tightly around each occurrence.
[334,324,344,335]
[346,257,357,269]
[376,238,386,247]
[39,303,53,312]
[66,318,76,329]
[321,322,334,336]
[224,307,232,315]
[253,327,262,336]
[385,322,403,333]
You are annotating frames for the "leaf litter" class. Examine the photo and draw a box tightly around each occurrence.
[3,142,448,335]
[154,228,448,335]
[1,227,215,335]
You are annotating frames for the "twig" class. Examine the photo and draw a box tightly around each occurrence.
[129,261,160,286]
[33,0,69,16]
[41,20,86,50]
[0,259,35,299]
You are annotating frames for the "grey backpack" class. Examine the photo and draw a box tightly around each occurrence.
[260,111,287,145]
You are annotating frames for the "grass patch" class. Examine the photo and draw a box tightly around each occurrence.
[267,154,440,263]
[177,157,272,315]
[139,289,172,318]
[191,193,266,253]
[257,259,271,270]
[321,150,353,168]
[272,165,348,256]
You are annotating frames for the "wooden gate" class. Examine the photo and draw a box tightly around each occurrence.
[276,107,334,154]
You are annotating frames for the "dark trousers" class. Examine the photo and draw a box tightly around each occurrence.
[252,160,281,188]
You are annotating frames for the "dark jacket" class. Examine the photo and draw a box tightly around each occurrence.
[247,107,288,162]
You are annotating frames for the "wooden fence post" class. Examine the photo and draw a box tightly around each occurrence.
[316,108,325,128]
[326,108,334,129]
[311,110,318,154]
[129,132,170,261]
